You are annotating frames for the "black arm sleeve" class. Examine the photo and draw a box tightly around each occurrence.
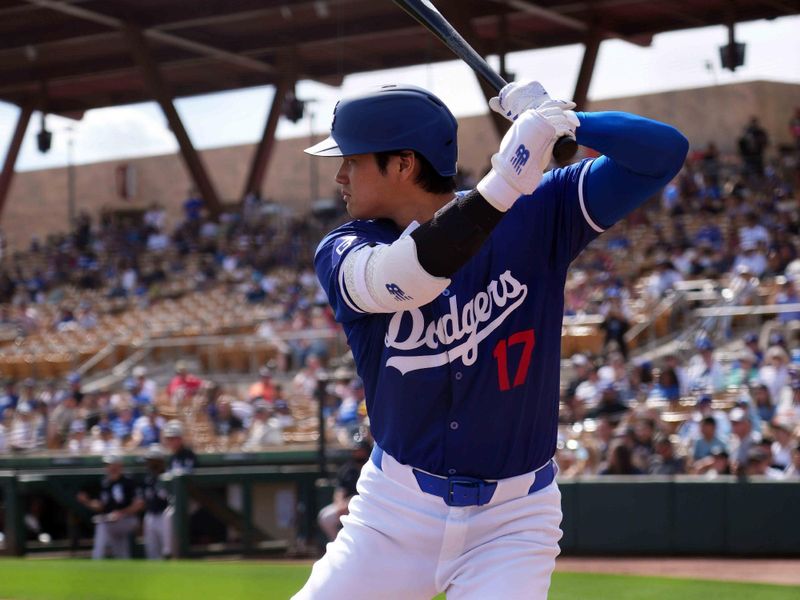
[410,190,505,277]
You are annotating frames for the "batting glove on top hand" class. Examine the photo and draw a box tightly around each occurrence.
[477,106,580,212]
[489,80,577,123]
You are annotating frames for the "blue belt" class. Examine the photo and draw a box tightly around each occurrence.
[370,445,556,507]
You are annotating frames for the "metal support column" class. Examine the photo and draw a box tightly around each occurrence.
[242,77,293,200]
[572,31,602,110]
[0,103,33,219]
[124,26,223,219]
[172,473,189,558]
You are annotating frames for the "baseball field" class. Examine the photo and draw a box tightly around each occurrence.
[0,559,798,599]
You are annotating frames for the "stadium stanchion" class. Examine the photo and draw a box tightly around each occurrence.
[173,473,189,558]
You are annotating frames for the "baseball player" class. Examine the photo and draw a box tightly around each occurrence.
[298,82,688,599]
[160,419,197,558]
[77,454,144,560]
[142,444,170,559]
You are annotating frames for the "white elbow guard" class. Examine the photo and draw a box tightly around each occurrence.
[340,235,450,313]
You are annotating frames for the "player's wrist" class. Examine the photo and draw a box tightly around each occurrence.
[477,168,526,212]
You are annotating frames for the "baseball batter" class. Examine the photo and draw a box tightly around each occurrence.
[296,82,688,599]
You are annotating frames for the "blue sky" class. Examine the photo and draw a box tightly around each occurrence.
[2,15,799,172]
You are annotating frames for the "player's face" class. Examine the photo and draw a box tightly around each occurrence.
[335,154,393,220]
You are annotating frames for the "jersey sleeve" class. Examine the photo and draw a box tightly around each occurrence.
[314,223,377,324]
[515,158,602,266]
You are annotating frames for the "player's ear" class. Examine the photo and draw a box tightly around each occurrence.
[395,151,416,180]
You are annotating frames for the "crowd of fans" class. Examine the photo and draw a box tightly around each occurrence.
[0,113,798,483]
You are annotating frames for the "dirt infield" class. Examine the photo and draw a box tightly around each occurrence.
[555,557,800,586]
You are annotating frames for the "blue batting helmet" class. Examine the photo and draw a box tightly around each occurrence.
[304,84,458,176]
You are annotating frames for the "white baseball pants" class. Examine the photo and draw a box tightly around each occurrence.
[293,450,562,599]
[143,512,168,559]
[91,515,138,560]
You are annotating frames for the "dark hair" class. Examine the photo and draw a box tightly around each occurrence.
[374,150,456,195]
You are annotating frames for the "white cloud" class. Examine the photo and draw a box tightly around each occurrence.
[73,106,177,165]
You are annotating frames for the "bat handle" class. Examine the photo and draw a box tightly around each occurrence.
[553,135,578,163]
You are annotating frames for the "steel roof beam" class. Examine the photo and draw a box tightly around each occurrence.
[24,0,275,74]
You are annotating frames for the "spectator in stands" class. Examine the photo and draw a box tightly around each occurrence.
[725,348,759,389]
[332,378,364,441]
[783,442,800,479]
[8,403,42,452]
[248,365,277,403]
[562,354,592,422]
[166,360,203,404]
[774,276,800,324]
[738,116,769,179]
[599,351,632,400]
[292,353,324,397]
[728,407,761,475]
[211,397,245,445]
[768,418,795,470]
[243,401,283,450]
[739,211,770,248]
[645,259,683,302]
[732,241,767,277]
[131,365,157,405]
[130,404,162,448]
[647,365,681,405]
[110,402,136,445]
[693,214,723,251]
[648,434,686,475]
[692,416,727,463]
[76,454,144,560]
[0,411,7,453]
[750,383,776,424]
[663,352,689,396]
[687,337,725,392]
[317,440,371,542]
[630,417,658,469]
[599,291,630,359]
[272,394,295,429]
[775,380,800,427]
[89,423,120,455]
[586,381,629,422]
[574,364,602,418]
[591,417,616,467]
[743,332,764,366]
[742,447,784,480]
[599,441,642,475]
[0,380,18,420]
[692,447,732,478]
[48,392,80,448]
[66,419,89,454]
[758,345,790,405]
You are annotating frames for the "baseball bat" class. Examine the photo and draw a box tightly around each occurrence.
[391,0,578,163]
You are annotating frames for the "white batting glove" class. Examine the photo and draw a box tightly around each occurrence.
[489,80,577,123]
[477,107,580,212]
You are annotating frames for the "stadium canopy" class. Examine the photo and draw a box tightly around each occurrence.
[0,0,796,218]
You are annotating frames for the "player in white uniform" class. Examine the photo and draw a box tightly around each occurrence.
[295,82,688,598]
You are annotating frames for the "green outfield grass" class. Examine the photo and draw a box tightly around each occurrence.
[0,558,797,599]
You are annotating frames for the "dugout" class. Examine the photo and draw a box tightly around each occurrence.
[3,455,800,558]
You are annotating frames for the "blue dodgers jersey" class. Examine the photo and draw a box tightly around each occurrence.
[315,159,601,479]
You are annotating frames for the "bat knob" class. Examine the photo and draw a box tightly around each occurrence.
[552,136,578,163]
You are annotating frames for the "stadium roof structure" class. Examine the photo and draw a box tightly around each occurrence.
[0,0,797,217]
